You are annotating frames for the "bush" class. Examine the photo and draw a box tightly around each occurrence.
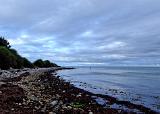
[0,37,59,69]
[22,57,34,68]
[34,59,59,68]
[9,48,23,68]
[33,59,45,68]
[0,46,17,69]
[0,47,35,69]
[0,37,11,48]
[9,49,34,68]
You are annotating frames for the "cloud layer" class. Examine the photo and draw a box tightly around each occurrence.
[0,0,160,66]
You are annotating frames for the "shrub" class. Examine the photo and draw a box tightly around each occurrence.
[9,48,23,68]
[34,59,59,68]
[0,37,11,48]
[33,59,45,68]
[22,57,34,68]
[0,37,59,69]
[0,46,17,69]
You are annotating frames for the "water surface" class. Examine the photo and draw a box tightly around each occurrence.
[57,66,160,112]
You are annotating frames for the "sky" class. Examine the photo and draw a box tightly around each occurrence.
[0,0,160,66]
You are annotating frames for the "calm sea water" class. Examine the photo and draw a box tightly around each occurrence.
[57,66,160,112]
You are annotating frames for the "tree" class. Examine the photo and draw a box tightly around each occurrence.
[0,46,17,69]
[0,36,59,69]
[22,57,34,68]
[0,37,11,48]
[33,59,45,68]
[9,49,34,68]
[33,59,59,68]
[44,60,52,67]
[9,48,23,68]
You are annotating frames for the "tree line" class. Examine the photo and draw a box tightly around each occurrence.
[0,37,59,70]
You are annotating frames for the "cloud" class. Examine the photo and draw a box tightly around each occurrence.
[0,0,160,66]
[98,41,127,50]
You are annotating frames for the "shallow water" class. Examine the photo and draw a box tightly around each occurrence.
[57,66,160,112]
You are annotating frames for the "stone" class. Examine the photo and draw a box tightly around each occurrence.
[76,93,82,97]
[11,108,14,111]
[49,112,56,114]
[30,95,39,101]
[59,100,63,105]
[67,106,72,109]
[50,100,58,107]
[89,111,93,114]
[118,110,122,113]
[0,82,6,86]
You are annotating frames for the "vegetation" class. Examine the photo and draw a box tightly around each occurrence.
[33,59,59,68]
[9,48,24,68]
[0,46,17,69]
[33,59,44,68]
[0,37,59,70]
[0,37,11,48]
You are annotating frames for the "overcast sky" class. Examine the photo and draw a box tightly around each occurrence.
[0,0,160,66]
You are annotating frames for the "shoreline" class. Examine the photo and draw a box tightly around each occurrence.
[0,68,158,114]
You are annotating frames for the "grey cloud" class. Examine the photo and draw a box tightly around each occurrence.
[0,0,160,66]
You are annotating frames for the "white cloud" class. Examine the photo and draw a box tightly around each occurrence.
[1,0,160,65]
[80,30,94,37]
[107,41,126,49]
[98,41,127,50]
[8,38,26,45]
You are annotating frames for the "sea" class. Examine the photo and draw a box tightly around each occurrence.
[57,66,160,112]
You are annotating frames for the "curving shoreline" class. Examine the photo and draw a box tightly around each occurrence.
[0,67,158,114]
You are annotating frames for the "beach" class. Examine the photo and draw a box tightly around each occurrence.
[0,67,158,114]
[58,66,160,113]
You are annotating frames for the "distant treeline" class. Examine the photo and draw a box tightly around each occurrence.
[0,37,59,70]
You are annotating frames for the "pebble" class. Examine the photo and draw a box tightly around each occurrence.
[0,82,6,86]
[49,112,56,114]
[76,93,82,97]
[89,111,93,114]
[30,95,39,101]
[50,100,58,107]
[67,106,72,109]
[118,110,122,113]
[11,108,14,111]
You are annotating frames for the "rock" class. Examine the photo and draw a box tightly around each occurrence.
[41,106,46,112]
[62,105,67,109]
[49,112,56,114]
[89,111,93,114]
[50,100,58,107]
[0,82,6,86]
[56,94,61,98]
[67,106,72,109]
[59,100,63,105]
[118,110,122,113]
[11,108,14,111]
[30,95,39,101]
[76,93,82,97]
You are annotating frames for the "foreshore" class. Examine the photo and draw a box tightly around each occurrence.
[0,67,158,114]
